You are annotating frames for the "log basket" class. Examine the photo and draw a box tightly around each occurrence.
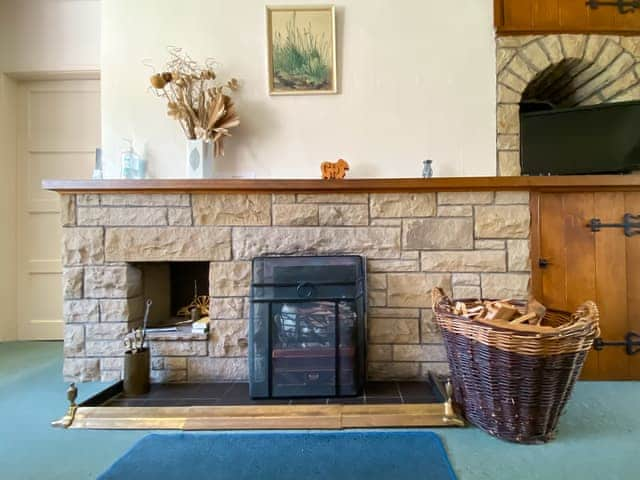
[431,288,600,444]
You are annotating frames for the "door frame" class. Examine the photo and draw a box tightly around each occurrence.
[12,70,100,340]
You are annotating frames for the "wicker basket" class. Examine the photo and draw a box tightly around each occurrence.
[431,288,600,444]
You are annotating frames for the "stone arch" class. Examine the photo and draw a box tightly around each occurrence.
[495,34,640,176]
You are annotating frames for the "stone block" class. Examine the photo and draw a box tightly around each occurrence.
[497,104,519,135]
[421,362,450,376]
[151,369,187,383]
[64,299,99,323]
[497,134,519,151]
[63,358,99,382]
[498,69,527,93]
[100,297,145,323]
[192,194,271,225]
[165,357,187,370]
[507,54,535,83]
[452,273,480,286]
[495,191,530,204]
[233,227,400,260]
[210,262,251,297]
[403,218,473,250]
[318,204,369,226]
[367,259,419,272]
[368,345,392,362]
[60,195,76,226]
[367,273,387,290]
[421,309,443,344]
[77,207,168,226]
[188,357,248,381]
[387,273,451,308]
[209,298,244,319]
[367,362,420,380]
[393,344,447,362]
[168,208,193,226]
[296,193,368,204]
[560,34,587,59]
[497,83,521,103]
[369,193,436,218]
[62,267,83,299]
[453,286,482,299]
[437,192,493,205]
[368,317,419,344]
[474,240,505,250]
[421,250,506,272]
[84,265,143,298]
[62,228,104,265]
[105,227,231,261]
[150,340,208,357]
[507,239,531,271]
[85,340,123,356]
[85,323,128,340]
[273,204,318,226]
[100,194,190,206]
[481,273,530,299]
[498,151,521,176]
[521,40,551,71]
[475,205,530,239]
[64,324,84,356]
[437,205,472,217]
[369,307,420,318]
[209,320,248,357]
[496,48,516,72]
[368,290,386,307]
[272,194,296,203]
[540,35,563,63]
[101,358,124,371]
[370,219,402,226]
[77,194,100,206]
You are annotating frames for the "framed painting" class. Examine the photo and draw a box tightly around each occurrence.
[266,5,337,95]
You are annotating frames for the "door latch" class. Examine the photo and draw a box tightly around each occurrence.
[593,332,640,355]
[588,213,640,237]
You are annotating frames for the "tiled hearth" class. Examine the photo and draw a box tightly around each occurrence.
[60,191,531,383]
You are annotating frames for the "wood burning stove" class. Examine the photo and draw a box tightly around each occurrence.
[249,256,366,398]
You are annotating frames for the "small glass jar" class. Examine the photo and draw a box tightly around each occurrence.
[422,159,433,178]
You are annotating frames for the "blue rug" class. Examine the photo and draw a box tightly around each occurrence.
[98,430,457,480]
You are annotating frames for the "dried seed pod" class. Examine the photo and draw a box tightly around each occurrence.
[150,73,167,89]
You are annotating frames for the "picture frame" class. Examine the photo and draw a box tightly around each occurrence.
[266,5,337,95]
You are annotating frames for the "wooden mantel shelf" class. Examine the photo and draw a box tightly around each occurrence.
[42,175,640,193]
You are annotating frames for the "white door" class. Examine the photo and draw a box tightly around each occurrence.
[17,79,100,340]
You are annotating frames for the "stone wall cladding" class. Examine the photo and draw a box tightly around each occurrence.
[496,34,640,176]
[60,191,531,382]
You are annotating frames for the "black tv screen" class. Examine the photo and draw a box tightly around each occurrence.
[520,100,640,175]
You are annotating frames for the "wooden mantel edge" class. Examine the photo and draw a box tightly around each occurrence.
[42,175,640,193]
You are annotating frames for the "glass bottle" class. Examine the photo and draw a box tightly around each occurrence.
[422,159,433,178]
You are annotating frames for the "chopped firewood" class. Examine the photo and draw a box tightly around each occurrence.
[486,302,519,321]
[527,297,547,325]
[466,305,487,318]
[454,302,468,316]
[511,312,538,324]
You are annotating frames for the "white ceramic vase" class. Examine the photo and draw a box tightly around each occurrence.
[186,139,214,178]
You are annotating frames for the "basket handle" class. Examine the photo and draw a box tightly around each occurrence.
[431,287,449,310]
[574,301,599,323]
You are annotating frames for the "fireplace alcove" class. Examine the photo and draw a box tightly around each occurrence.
[496,34,640,176]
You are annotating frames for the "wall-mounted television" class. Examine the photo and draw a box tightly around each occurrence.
[520,100,640,175]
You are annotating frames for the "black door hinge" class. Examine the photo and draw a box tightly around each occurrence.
[588,213,640,237]
[593,332,640,355]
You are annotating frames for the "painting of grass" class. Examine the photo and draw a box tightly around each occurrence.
[268,6,336,94]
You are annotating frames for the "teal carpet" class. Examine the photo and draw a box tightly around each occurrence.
[1,341,639,480]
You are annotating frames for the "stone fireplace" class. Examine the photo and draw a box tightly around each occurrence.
[59,190,531,384]
[496,34,640,176]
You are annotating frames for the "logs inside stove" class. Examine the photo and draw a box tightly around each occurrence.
[249,256,366,398]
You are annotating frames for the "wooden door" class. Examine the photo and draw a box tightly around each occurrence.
[16,79,100,339]
[532,192,640,380]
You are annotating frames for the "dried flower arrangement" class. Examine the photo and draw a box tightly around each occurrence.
[148,47,240,156]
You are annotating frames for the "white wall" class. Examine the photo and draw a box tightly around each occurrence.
[0,0,101,73]
[0,0,101,340]
[102,0,496,178]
